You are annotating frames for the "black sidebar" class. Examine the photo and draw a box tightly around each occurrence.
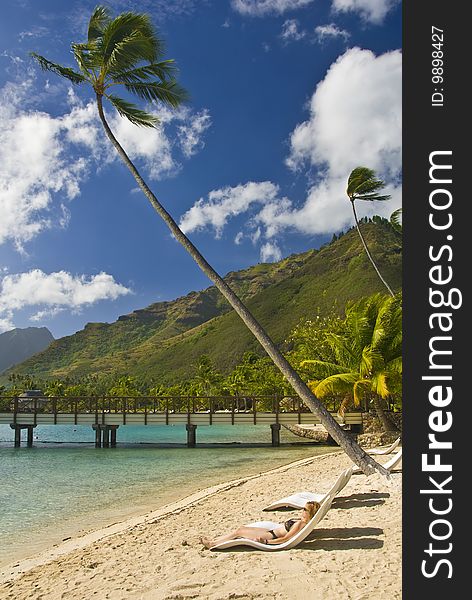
[403,2,466,597]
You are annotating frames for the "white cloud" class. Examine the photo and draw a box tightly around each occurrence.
[272,48,402,234]
[232,0,398,23]
[315,23,350,42]
[177,109,212,158]
[0,316,15,333]
[281,19,306,41]
[332,0,399,24]
[0,269,132,332]
[179,48,401,249]
[106,105,211,178]
[0,80,91,250]
[179,181,281,237]
[0,78,211,249]
[232,0,315,16]
[286,48,402,179]
[257,177,401,237]
[107,106,179,180]
[251,227,262,244]
[18,26,49,42]
[260,241,282,262]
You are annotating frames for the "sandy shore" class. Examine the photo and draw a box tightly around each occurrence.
[0,450,401,600]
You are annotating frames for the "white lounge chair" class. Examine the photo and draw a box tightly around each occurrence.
[367,437,401,455]
[262,466,354,511]
[352,447,402,474]
[209,493,334,551]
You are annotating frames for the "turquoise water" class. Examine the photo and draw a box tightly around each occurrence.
[0,424,333,567]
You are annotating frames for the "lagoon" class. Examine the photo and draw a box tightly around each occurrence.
[0,424,336,567]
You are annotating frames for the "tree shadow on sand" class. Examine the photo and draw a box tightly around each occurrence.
[333,492,390,509]
[301,526,384,551]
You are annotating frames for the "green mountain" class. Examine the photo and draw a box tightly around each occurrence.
[3,223,401,384]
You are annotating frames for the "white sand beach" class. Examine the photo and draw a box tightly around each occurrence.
[0,450,401,600]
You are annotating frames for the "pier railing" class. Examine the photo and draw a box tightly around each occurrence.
[0,395,366,447]
[0,394,368,425]
[1,395,315,422]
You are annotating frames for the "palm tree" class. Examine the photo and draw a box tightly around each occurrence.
[301,293,402,433]
[389,208,403,234]
[190,355,223,396]
[30,5,388,476]
[346,167,395,297]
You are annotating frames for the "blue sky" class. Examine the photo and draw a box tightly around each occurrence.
[0,0,402,339]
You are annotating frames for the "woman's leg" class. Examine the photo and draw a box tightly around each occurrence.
[201,527,272,548]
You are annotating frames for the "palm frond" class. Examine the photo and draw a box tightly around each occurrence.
[124,80,188,108]
[105,94,158,127]
[102,12,160,66]
[390,207,403,233]
[71,42,102,76]
[347,166,391,203]
[300,359,350,379]
[371,373,390,398]
[385,356,403,375]
[106,32,158,73]
[88,5,111,43]
[356,192,391,202]
[314,373,359,398]
[111,60,177,84]
[353,379,371,406]
[360,347,384,378]
[30,52,86,84]
[323,332,357,367]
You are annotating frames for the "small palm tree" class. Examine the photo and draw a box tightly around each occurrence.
[301,293,402,433]
[389,208,402,234]
[30,6,388,476]
[347,167,395,297]
[190,355,223,396]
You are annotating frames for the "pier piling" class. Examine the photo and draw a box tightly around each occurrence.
[92,424,119,448]
[92,425,102,448]
[10,424,37,448]
[186,424,197,447]
[270,423,281,447]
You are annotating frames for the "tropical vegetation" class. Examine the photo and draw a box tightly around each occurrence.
[298,293,402,433]
[2,291,402,427]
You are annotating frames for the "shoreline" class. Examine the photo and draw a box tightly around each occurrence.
[0,443,335,571]
[0,449,402,599]
[0,452,339,584]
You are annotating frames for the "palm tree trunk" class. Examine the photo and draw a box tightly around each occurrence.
[350,202,394,297]
[96,95,388,477]
[372,396,399,433]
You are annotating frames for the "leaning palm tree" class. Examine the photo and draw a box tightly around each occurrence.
[346,167,395,297]
[31,5,388,476]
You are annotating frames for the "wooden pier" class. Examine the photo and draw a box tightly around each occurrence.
[0,395,363,448]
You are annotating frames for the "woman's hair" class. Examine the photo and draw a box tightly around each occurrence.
[305,500,321,519]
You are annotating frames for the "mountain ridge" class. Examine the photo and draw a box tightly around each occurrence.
[3,223,401,384]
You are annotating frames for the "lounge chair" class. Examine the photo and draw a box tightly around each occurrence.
[209,493,334,551]
[352,447,402,474]
[367,436,401,455]
[261,466,354,511]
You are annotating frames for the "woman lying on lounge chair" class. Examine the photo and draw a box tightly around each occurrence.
[200,501,320,549]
